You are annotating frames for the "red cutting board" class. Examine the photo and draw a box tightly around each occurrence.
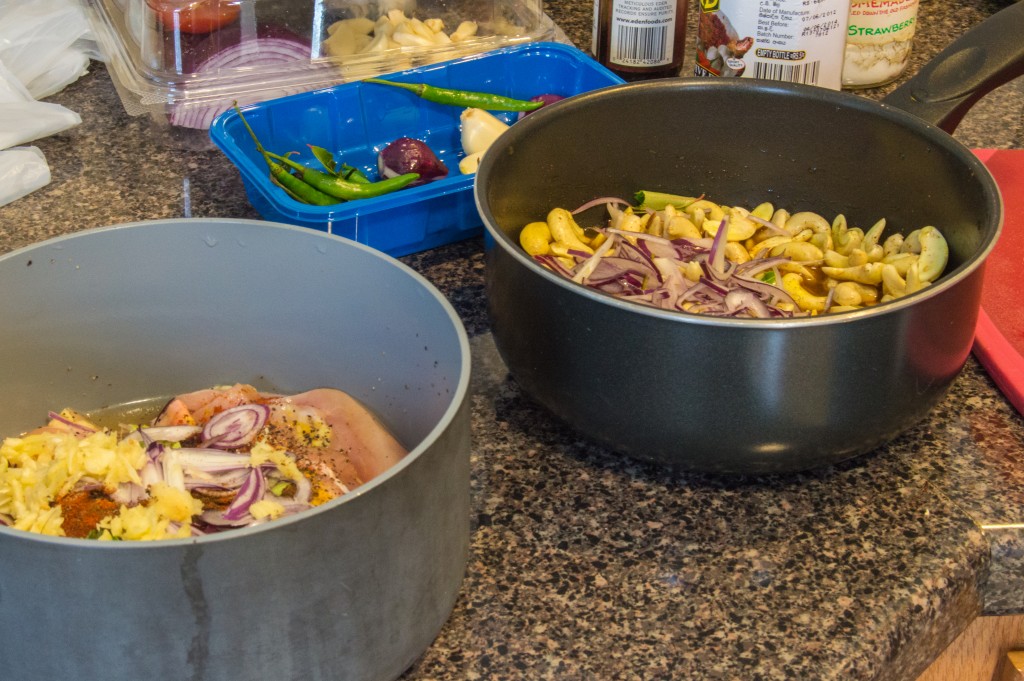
[973,148,1024,415]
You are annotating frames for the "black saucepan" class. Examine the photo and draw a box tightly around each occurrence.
[476,3,1024,473]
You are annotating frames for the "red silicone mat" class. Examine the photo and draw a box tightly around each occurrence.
[973,148,1024,415]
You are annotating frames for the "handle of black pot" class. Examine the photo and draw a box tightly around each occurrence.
[882,1,1024,133]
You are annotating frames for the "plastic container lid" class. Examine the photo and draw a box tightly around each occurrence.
[83,0,554,133]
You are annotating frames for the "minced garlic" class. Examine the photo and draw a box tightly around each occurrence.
[249,441,304,483]
[0,430,145,536]
[96,483,202,541]
[249,498,286,520]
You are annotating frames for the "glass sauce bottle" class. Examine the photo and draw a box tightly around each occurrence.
[592,0,688,81]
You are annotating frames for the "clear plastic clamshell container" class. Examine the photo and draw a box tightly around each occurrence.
[83,0,555,146]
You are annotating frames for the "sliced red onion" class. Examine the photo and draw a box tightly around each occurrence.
[110,482,147,506]
[541,216,805,318]
[572,196,629,214]
[222,467,266,521]
[140,459,164,488]
[707,217,729,275]
[702,258,737,283]
[735,274,799,310]
[377,137,448,186]
[197,509,252,528]
[534,254,574,278]
[177,447,253,465]
[201,404,269,449]
[698,275,730,297]
[261,501,311,517]
[185,467,252,490]
[161,449,186,491]
[735,256,788,278]
[724,289,772,318]
[168,26,315,129]
[47,411,95,435]
[747,212,791,236]
[125,425,201,443]
[824,285,837,313]
[145,440,165,460]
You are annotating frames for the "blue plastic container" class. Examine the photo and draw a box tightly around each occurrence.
[210,42,624,257]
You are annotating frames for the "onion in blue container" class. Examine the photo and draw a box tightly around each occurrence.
[378,137,448,186]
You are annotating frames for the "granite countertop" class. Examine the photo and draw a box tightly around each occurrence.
[2,0,1024,679]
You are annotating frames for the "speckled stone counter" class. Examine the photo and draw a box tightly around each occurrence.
[1,1,1023,679]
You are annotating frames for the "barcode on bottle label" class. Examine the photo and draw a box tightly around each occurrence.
[607,0,678,68]
[753,59,821,85]
[611,24,670,66]
[692,0,848,89]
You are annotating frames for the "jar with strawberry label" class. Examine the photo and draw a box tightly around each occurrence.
[693,0,851,90]
[842,0,920,88]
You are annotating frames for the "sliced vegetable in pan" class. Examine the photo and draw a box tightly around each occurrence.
[521,192,949,317]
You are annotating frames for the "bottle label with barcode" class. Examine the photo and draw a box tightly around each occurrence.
[609,0,677,68]
[693,0,849,90]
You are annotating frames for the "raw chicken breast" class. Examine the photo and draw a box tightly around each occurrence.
[154,384,407,499]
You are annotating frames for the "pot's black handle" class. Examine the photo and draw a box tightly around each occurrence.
[882,1,1024,133]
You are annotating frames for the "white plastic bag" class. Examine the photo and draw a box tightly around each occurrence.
[24,47,91,100]
[0,60,81,149]
[0,0,92,206]
[0,0,96,98]
[0,146,51,208]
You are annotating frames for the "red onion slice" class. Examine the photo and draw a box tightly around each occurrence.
[176,448,253,470]
[110,482,148,506]
[167,27,315,129]
[707,217,729,275]
[161,448,186,491]
[47,411,95,435]
[125,425,201,443]
[201,404,269,449]
[185,467,252,490]
[572,196,630,214]
[747,212,791,237]
[222,467,266,521]
[197,509,252,528]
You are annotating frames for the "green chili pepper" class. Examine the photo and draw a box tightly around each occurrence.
[233,102,415,202]
[307,145,370,183]
[339,164,371,184]
[364,77,543,112]
[266,151,419,201]
[268,160,339,205]
[634,191,701,211]
[308,144,338,174]
[233,104,339,206]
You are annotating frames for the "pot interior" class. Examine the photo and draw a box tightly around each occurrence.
[0,219,469,460]
[478,79,1000,278]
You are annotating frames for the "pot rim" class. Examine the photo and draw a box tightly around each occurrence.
[0,218,473,549]
[476,78,1004,329]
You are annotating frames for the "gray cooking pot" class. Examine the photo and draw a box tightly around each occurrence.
[476,4,1024,473]
[0,219,471,680]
